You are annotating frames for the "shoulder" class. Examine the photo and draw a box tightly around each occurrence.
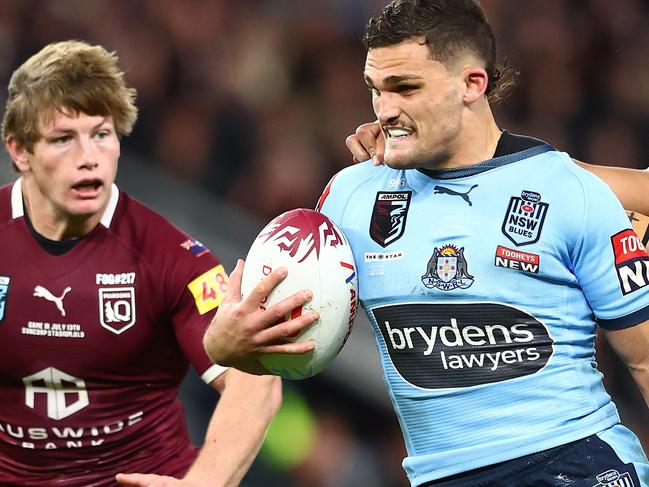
[109,190,220,268]
[317,161,398,211]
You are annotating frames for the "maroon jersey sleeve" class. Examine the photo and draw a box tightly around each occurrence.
[166,240,229,382]
[121,195,229,383]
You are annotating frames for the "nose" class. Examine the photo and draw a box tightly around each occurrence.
[374,92,401,125]
[78,137,99,169]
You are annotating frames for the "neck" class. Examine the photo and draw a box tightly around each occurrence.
[438,101,502,170]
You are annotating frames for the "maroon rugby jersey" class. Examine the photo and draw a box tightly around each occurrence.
[0,180,228,486]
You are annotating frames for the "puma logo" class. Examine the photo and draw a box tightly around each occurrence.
[434,184,479,206]
[33,285,72,316]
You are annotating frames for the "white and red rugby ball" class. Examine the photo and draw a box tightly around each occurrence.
[241,208,359,380]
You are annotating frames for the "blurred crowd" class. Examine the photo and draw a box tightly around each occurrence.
[1,0,648,216]
[1,0,648,486]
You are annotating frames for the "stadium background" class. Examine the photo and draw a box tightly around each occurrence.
[0,0,648,485]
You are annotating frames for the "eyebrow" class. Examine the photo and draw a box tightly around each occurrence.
[364,74,423,87]
[44,117,110,135]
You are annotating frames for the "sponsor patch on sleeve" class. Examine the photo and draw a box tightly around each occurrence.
[187,265,229,315]
[611,229,649,295]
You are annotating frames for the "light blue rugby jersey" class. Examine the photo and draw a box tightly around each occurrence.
[317,134,649,486]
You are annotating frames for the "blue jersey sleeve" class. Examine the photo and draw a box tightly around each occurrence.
[568,164,649,329]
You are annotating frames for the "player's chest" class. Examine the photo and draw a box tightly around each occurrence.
[348,184,565,301]
[0,252,160,365]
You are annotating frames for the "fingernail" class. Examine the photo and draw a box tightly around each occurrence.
[303,290,313,300]
[277,267,288,277]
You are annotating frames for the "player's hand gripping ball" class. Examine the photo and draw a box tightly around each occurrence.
[242,209,359,379]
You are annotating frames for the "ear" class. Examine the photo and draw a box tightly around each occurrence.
[6,136,31,172]
[463,67,489,104]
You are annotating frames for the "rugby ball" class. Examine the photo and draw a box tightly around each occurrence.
[241,208,358,380]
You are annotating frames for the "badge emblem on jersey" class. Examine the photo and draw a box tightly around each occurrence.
[187,265,228,315]
[433,184,478,206]
[370,191,412,247]
[180,238,209,257]
[494,245,540,273]
[501,190,549,246]
[98,287,136,334]
[0,276,10,322]
[421,244,474,291]
[611,229,649,295]
[593,468,635,487]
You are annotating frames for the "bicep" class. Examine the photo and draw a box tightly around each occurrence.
[575,160,649,215]
[603,320,649,369]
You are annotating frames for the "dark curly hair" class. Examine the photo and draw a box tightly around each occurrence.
[363,0,517,101]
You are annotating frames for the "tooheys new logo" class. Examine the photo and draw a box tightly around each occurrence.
[611,229,649,295]
[372,303,553,389]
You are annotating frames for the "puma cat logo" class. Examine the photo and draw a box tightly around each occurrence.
[434,185,479,206]
[33,285,72,316]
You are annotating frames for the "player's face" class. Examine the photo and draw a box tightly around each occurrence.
[22,111,119,222]
[364,39,465,170]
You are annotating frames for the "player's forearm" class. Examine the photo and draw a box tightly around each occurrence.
[184,371,281,486]
[604,321,649,409]
[574,161,649,215]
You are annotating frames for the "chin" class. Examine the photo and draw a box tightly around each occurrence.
[383,154,420,170]
[69,201,106,219]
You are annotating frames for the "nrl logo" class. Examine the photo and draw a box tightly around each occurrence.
[98,287,136,334]
[422,244,474,291]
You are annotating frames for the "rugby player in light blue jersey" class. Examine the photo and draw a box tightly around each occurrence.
[204,1,649,486]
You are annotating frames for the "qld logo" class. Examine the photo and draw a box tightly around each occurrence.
[98,287,136,334]
[422,245,474,291]
[370,191,412,247]
[501,190,549,246]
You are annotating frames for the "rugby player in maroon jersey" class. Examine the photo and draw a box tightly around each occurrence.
[0,40,316,487]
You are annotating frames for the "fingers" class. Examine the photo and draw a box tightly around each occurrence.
[262,288,313,323]
[263,340,316,354]
[224,259,244,302]
[374,123,386,166]
[242,266,288,310]
[345,121,385,166]
[346,133,372,163]
[256,308,319,344]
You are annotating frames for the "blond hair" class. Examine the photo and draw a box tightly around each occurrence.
[2,40,138,153]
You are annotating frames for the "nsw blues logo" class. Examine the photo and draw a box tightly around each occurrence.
[0,276,9,322]
[501,190,549,246]
[370,191,412,247]
[422,245,474,291]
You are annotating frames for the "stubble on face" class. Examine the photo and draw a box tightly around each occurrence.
[364,40,465,170]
